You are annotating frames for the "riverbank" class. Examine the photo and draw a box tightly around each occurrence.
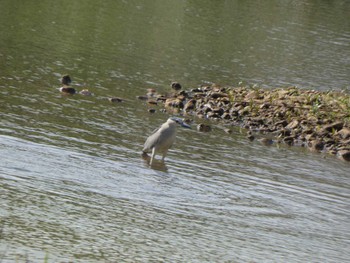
[145,84,350,162]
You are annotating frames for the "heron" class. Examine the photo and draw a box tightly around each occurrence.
[142,117,191,164]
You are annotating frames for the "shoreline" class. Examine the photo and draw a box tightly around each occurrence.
[147,84,350,162]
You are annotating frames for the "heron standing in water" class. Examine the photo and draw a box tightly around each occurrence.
[142,117,191,164]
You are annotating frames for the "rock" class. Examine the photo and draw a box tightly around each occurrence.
[176,94,186,101]
[238,106,250,116]
[197,124,212,132]
[221,112,231,120]
[247,134,255,141]
[259,138,273,146]
[206,111,220,119]
[146,88,157,97]
[171,82,182,91]
[210,92,228,99]
[108,97,123,103]
[305,133,316,141]
[79,89,92,96]
[286,119,299,129]
[203,104,213,113]
[323,121,344,132]
[212,107,224,116]
[156,95,167,102]
[283,136,294,146]
[246,130,255,141]
[277,89,290,99]
[137,95,148,100]
[197,113,205,119]
[275,120,288,128]
[148,109,156,113]
[342,139,350,147]
[184,99,196,111]
[308,140,324,152]
[278,129,291,137]
[165,98,184,108]
[223,128,232,134]
[183,118,193,125]
[328,149,338,155]
[147,100,158,105]
[260,103,270,109]
[178,90,189,98]
[191,87,204,93]
[337,127,350,139]
[202,85,212,92]
[337,150,350,161]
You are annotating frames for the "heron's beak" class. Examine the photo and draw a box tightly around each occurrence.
[181,122,191,129]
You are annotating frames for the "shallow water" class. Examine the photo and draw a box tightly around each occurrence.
[1,134,350,262]
[1,0,350,262]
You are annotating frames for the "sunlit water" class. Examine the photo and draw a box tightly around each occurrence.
[1,0,350,262]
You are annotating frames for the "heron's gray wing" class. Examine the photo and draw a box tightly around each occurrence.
[150,126,160,134]
[143,126,161,152]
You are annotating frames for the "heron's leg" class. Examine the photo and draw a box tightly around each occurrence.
[161,150,168,162]
[150,148,156,164]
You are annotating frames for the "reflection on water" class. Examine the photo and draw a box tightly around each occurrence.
[0,0,350,262]
[142,152,169,172]
[0,0,349,91]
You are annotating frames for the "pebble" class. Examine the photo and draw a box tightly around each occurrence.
[223,128,232,134]
[338,150,350,162]
[137,95,149,100]
[308,140,325,152]
[171,82,182,91]
[147,100,158,105]
[108,97,123,103]
[338,128,350,139]
[79,89,92,96]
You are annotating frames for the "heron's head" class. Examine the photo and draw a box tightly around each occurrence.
[169,117,191,129]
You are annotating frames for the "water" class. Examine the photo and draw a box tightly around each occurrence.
[1,135,350,262]
[1,0,350,262]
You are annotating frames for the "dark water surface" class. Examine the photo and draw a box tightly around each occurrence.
[1,1,350,262]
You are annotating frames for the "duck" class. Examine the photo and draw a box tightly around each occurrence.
[61,75,72,85]
[59,75,76,94]
[59,86,76,94]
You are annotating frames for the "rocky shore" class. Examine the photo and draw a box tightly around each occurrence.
[142,83,350,162]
